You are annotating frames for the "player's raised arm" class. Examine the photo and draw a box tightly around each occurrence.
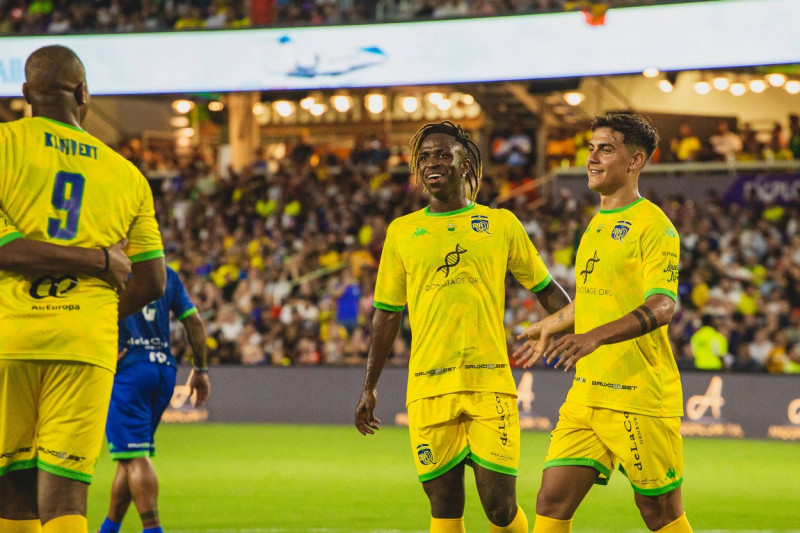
[355,308,402,436]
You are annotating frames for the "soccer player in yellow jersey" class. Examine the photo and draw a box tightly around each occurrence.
[514,113,692,533]
[0,45,166,533]
[355,121,570,533]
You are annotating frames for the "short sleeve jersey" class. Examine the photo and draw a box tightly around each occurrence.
[374,202,552,405]
[118,266,196,370]
[568,197,683,416]
[0,117,164,372]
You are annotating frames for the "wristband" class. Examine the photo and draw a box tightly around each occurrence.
[99,247,110,273]
[193,366,209,373]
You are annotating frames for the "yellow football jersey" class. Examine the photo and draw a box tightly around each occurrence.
[374,202,552,405]
[0,117,163,372]
[568,197,682,416]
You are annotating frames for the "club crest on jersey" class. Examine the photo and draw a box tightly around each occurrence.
[417,443,436,466]
[611,220,632,242]
[471,215,491,234]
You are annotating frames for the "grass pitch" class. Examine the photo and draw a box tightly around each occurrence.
[86,424,800,532]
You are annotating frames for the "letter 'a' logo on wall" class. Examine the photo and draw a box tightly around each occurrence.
[686,376,725,420]
[788,398,800,425]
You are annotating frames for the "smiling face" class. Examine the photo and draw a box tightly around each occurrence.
[586,127,644,196]
[417,132,470,206]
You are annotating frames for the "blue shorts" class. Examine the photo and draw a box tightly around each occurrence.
[106,361,176,459]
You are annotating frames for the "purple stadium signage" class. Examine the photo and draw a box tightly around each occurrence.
[722,173,800,205]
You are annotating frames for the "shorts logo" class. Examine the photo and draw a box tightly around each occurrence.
[665,468,677,481]
[611,220,631,242]
[416,444,436,466]
[471,215,490,234]
[29,275,78,299]
[436,244,467,277]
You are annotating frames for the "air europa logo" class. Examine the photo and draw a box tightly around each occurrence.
[29,275,78,299]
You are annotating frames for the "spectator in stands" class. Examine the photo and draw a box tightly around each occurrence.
[788,114,800,159]
[670,122,701,162]
[690,315,728,370]
[708,120,743,162]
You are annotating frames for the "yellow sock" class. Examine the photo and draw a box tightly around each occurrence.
[41,514,87,533]
[0,518,42,532]
[489,505,528,533]
[656,513,693,532]
[532,513,572,533]
[430,516,466,533]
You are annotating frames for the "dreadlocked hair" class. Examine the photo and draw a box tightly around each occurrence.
[409,121,483,201]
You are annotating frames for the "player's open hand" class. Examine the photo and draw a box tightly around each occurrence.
[190,370,211,407]
[98,239,131,292]
[512,321,553,368]
[544,332,600,372]
[355,389,380,436]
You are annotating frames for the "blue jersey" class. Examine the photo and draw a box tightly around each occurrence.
[118,266,196,369]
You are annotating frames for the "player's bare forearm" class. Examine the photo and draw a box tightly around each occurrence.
[183,312,209,370]
[0,237,127,278]
[535,279,573,316]
[355,308,401,435]
[545,294,675,371]
[118,257,166,319]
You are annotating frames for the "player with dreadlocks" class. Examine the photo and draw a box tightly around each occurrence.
[356,121,570,533]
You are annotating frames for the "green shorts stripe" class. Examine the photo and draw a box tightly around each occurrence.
[419,446,470,483]
[37,459,92,484]
[110,450,153,460]
[470,453,518,477]
[0,458,37,476]
[543,457,612,485]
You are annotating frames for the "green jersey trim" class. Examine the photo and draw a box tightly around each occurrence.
[37,459,92,483]
[374,301,405,312]
[129,249,166,263]
[424,202,476,217]
[470,454,518,477]
[178,307,198,321]
[543,457,611,485]
[418,446,470,483]
[39,117,86,133]
[645,288,677,302]
[599,197,646,214]
[0,458,37,476]
[0,231,23,248]
[529,273,553,294]
[110,450,152,460]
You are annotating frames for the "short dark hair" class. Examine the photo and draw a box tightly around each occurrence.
[591,112,660,161]
[409,121,483,201]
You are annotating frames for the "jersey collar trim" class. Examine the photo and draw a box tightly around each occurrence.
[599,197,645,214]
[38,117,86,133]
[424,202,476,217]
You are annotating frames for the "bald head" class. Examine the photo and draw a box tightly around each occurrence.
[25,45,86,94]
[23,45,89,126]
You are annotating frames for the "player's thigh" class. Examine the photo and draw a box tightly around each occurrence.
[0,361,39,477]
[107,362,165,458]
[596,410,684,496]
[407,394,469,484]
[463,392,521,477]
[544,402,615,483]
[150,364,177,435]
[38,361,113,484]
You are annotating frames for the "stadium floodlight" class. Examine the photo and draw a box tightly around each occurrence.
[658,79,674,93]
[729,82,746,96]
[642,67,660,78]
[331,95,353,112]
[563,91,586,106]
[401,96,419,113]
[748,79,767,93]
[693,81,711,95]
[171,99,195,114]
[712,76,730,90]
[365,93,386,114]
[785,80,800,94]
[766,73,787,87]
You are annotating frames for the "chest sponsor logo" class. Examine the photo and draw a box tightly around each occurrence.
[611,220,631,242]
[471,215,491,234]
[436,243,467,277]
[29,275,78,299]
[579,251,600,283]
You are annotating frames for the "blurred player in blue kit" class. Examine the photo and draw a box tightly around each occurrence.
[99,266,210,533]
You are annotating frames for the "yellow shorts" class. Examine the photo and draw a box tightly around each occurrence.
[407,392,520,482]
[0,360,114,483]
[544,401,684,495]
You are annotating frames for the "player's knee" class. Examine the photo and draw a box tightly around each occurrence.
[535,489,572,520]
[485,502,516,527]
[637,501,671,530]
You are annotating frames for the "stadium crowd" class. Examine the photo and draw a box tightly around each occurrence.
[116,131,800,374]
[0,0,710,34]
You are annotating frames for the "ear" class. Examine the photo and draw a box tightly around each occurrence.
[73,81,89,106]
[22,82,31,104]
[629,151,646,172]
[460,159,471,177]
